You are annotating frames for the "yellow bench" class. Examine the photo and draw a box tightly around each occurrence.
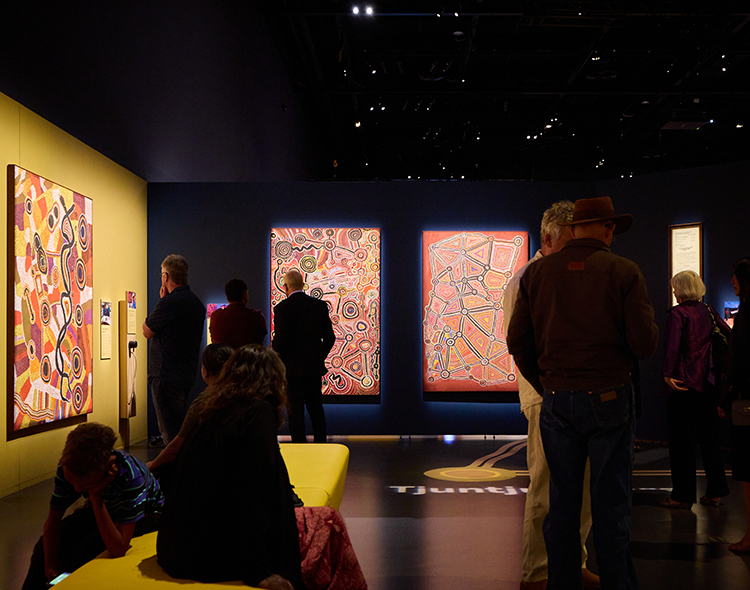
[55,443,349,589]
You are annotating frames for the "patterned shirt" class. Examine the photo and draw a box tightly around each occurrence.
[51,450,164,524]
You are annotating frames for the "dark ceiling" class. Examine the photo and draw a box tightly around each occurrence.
[2,2,750,183]
[261,1,750,181]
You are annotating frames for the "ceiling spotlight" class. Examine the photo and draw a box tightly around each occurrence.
[545,124,552,129]
[454,12,459,17]
[366,6,373,15]
[710,119,714,123]
[372,69,377,74]
[737,124,744,128]
[352,6,360,14]
[355,121,361,127]
[722,67,727,72]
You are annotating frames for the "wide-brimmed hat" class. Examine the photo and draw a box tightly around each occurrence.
[560,196,632,234]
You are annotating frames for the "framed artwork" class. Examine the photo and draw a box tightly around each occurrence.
[668,223,702,308]
[271,228,380,399]
[8,165,93,438]
[206,302,228,346]
[422,230,528,399]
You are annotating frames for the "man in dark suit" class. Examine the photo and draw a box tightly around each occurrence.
[272,269,336,443]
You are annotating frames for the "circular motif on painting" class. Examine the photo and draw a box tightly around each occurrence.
[41,300,51,326]
[342,301,359,319]
[78,215,89,250]
[75,259,87,290]
[72,348,84,378]
[354,248,368,261]
[299,256,317,273]
[359,338,373,351]
[275,241,293,259]
[73,385,85,412]
[41,356,52,383]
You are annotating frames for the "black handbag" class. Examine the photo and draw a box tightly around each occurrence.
[705,303,729,375]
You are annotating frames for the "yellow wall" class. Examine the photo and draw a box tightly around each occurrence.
[0,92,149,499]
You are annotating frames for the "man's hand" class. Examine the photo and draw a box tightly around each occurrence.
[160,284,169,298]
[664,376,688,391]
[718,406,728,419]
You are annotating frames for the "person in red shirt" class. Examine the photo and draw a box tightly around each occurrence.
[209,279,268,348]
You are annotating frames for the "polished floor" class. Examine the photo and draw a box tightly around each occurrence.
[2,436,750,590]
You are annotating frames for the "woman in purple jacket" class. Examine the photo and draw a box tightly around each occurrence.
[662,270,731,509]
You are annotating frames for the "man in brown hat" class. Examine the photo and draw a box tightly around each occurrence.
[507,196,658,590]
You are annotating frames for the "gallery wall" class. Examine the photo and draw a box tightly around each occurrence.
[148,161,750,442]
[0,92,149,499]
[147,181,593,437]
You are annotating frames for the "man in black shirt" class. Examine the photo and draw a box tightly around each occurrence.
[143,254,206,443]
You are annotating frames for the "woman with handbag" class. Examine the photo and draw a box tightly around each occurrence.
[662,270,731,509]
[721,258,750,553]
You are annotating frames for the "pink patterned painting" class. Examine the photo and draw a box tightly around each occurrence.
[271,228,380,396]
[423,230,528,392]
[10,166,94,433]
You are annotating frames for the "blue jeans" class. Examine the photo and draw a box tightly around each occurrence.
[151,379,190,444]
[540,383,638,590]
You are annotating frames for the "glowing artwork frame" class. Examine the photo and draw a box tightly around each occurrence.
[422,230,528,397]
[271,228,380,399]
[8,166,93,438]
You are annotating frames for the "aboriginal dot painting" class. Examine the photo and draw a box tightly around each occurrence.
[271,228,380,397]
[11,166,94,433]
[423,231,528,392]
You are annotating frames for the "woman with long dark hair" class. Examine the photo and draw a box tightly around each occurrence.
[157,345,301,589]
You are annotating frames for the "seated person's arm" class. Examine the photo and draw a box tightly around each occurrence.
[42,508,65,582]
[88,463,136,557]
[147,435,185,472]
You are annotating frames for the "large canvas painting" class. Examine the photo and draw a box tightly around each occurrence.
[271,228,380,397]
[423,230,527,393]
[9,166,94,436]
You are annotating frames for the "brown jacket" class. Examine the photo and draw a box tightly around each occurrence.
[507,238,658,394]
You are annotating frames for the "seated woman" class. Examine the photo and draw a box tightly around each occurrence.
[157,345,302,590]
[146,342,233,476]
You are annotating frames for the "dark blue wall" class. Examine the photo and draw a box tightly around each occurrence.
[146,160,750,440]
